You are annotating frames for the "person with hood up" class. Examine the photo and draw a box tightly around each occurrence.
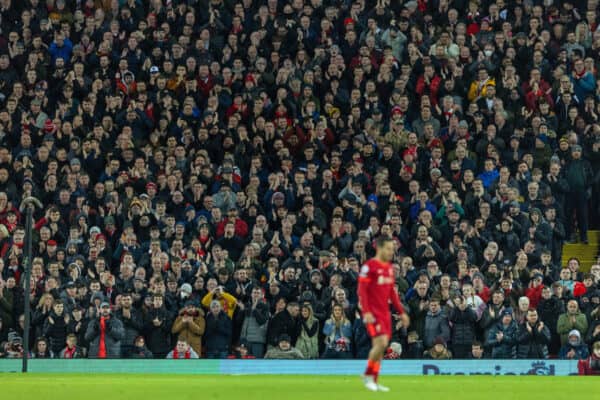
[559,329,589,360]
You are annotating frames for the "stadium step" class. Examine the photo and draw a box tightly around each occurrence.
[561,230,599,272]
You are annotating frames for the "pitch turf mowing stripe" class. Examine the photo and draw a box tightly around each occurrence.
[0,375,594,400]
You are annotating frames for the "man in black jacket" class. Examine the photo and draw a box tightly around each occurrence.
[517,309,551,359]
[564,145,593,243]
[537,285,565,355]
[267,300,300,348]
[43,299,69,355]
[143,293,173,359]
[204,300,232,358]
[115,292,144,357]
[448,296,478,359]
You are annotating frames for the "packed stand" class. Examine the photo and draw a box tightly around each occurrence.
[0,0,599,366]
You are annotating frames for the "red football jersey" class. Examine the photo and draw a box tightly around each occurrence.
[357,258,404,318]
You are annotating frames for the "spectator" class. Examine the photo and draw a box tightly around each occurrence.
[30,337,54,359]
[0,279,13,328]
[469,342,485,360]
[448,296,478,359]
[486,308,518,359]
[204,300,232,359]
[537,286,565,355]
[171,301,205,357]
[295,304,319,360]
[202,285,238,319]
[423,296,450,350]
[322,303,352,359]
[264,334,304,360]
[240,286,270,358]
[559,330,589,360]
[129,336,154,359]
[59,334,85,359]
[578,341,600,376]
[267,300,300,349]
[0,0,597,363]
[143,294,173,359]
[587,306,600,347]
[557,300,589,346]
[570,59,596,102]
[564,145,594,244]
[42,299,69,356]
[115,293,143,358]
[166,339,199,359]
[517,309,551,359]
[85,302,125,359]
[424,336,452,360]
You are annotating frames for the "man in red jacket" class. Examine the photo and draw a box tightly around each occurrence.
[525,273,545,308]
[215,206,249,238]
[415,65,442,106]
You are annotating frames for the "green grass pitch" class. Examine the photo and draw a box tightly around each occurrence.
[0,374,594,399]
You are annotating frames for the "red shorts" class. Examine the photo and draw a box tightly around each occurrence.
[365,312,391,338]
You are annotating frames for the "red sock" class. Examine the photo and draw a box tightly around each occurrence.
[364,359,374,376]
[372,361,381,382]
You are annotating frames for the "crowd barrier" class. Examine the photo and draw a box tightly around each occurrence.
[0,359,579,375]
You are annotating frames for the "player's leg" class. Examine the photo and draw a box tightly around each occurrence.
[363,334,389,391]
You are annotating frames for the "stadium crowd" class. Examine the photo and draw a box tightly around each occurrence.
[0,0,599,370]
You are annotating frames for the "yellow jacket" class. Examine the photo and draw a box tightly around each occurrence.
[201,291,238,318]
[467,78,496,102]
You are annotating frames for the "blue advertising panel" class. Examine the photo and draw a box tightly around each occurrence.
[0,359,580,376]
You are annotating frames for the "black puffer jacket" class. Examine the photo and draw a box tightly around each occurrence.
[42,311,69,354]
[204,311,232,354]
[537,296,564,336]
[115,308,144,353]
[448,307,477,346]
[143,307,173,358]
[517,322,551,359]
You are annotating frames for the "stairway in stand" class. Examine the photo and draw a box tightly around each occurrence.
[561,231,599,272]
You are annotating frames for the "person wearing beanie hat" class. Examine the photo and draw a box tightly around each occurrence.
[264,333,305,359]
[424,335,452,360]
[85,300,125,358]
[487,306,518,359]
